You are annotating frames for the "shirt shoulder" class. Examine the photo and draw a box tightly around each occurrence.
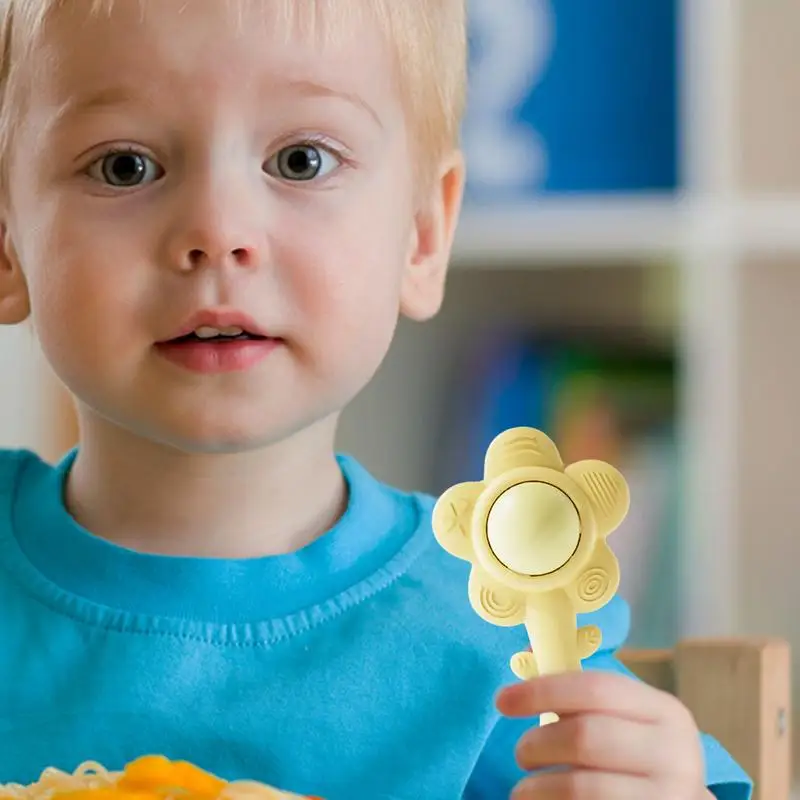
[0,447,53,593]
[0,447,40,497]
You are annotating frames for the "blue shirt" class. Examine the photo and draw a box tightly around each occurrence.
[0,450,751,799]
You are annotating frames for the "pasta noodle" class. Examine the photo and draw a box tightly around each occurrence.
[0,756,321,800]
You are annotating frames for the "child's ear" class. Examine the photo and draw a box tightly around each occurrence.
[0,224,29,324]
[400,151,465,322]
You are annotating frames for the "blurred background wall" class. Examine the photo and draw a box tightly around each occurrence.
[0,326,47,452]
[3,0,800,781]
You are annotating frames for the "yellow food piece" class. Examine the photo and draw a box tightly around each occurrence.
[118,756,226,798]
[0,757,320,800]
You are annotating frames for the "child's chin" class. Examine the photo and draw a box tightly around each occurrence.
[144,415,318,455]
[155,429,289,455]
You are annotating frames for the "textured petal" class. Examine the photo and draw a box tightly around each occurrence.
[468,567,527,627]
[566,459,630,537]
[484,427,564,482]
[431,481,483,560]
[565,543,621,613]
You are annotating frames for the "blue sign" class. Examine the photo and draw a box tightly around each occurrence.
[462,0,678,199]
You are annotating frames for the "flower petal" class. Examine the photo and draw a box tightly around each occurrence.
[468,567,527,627]
[484,427,564,482]
[432,481,483,560]
[564,542,620,613]
[565,459,630,537]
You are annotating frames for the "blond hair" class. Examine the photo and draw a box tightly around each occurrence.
[0,0,467,191]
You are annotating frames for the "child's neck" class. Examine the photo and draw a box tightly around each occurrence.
[63,415,348,559]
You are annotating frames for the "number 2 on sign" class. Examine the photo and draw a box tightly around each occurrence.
[464,0,554,193]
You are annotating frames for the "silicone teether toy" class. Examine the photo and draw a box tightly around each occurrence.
[432,427,630,725]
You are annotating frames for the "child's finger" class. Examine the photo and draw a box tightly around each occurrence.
[514,712,662,775]
[496,669,680,723]
[511,768,652,800]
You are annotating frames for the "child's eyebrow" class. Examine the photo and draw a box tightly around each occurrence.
[284,78,383,127]
[43,78,383,137]
[43,86,149,137]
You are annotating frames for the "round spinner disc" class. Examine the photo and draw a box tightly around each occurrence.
[486,482,581,576]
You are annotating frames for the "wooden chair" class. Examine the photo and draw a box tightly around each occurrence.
[620,638,791,800]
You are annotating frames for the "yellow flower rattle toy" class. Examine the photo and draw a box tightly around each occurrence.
[431,427,630,725]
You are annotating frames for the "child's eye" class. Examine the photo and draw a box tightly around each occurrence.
[264,144,340,182]
[87,150,164,188]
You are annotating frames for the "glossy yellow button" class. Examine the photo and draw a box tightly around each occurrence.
[487,482,581,575]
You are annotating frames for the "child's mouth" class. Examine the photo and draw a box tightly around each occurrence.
[156,326,280,373]
[171,326,268,344]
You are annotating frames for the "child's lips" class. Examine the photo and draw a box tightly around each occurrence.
[155,336,281,374]
[162,307,271,342]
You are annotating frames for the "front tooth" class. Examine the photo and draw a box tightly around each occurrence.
[220,326,244,336]
[194,326,221,339]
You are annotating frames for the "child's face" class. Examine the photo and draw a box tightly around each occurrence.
[0,1,462,452]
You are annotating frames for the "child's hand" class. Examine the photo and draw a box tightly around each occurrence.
[496,670,712,799]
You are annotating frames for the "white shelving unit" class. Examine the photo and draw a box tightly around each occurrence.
[453,194,686,264]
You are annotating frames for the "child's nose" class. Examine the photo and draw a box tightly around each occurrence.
[163,181,265,273]
[179,244,257,272]
[169,231,261,273]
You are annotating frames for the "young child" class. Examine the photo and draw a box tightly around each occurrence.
[0,1,751,798]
